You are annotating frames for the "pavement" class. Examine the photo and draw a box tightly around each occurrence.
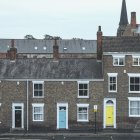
[1,131,140,137]
[1,132,140,140]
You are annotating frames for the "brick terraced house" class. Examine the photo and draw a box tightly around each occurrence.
[0,0,140,132]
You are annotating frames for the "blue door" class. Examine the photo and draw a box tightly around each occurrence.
[59,107,66,128]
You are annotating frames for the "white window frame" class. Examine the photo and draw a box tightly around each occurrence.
[78,81,89,98]
[77,104,89,122]
[32,103,44,122]
[132,56,140,66]
[108,73,118,92]
[128,97,140,117]
[32,81,44,98]
[128,73,140,93]
[113,55,125,66]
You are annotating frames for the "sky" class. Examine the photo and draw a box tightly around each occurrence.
[0,0,140,40]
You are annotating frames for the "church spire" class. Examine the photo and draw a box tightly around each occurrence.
[119,0,128,26]
[117,0,128,36]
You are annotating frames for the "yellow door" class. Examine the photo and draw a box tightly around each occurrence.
[106,106,114,126]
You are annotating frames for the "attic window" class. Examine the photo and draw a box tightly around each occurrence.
[34,46,38,50]
[82,47,86,50]
[43,46,47,50]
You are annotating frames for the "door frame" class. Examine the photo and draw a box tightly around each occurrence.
[103,98,116,128]
[57,103,68,129]
[12,103,24,129]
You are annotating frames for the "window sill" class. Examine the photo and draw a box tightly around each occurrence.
[128,92,140,94]
[109,91,117,93]
[33,96,44,98]
[77,120,89,122]
[113,65,125,67]
[78,96,89,99]
[129,115,140,117]
[33,120,44,122]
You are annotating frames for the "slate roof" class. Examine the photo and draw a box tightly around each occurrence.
[0,58,102,79]
[0,39,97,54]
[102,36,140,52]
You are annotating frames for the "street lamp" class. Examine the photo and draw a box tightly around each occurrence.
[93,105,98,134]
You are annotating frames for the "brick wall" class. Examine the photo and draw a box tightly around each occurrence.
[103,54,140,129]
[0,80,103,131]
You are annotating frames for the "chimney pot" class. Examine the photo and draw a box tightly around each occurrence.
[98,26,101,32]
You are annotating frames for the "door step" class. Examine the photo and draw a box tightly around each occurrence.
[103,128,116,133]
[10,128,25,133]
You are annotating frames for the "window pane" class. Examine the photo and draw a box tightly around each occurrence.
[15,106,21,109]
[114,58,118,65]
[130,108,138,115]
[34,107,42,113]
[79,84,83,89]
[119,58,124,65]
[133,58,138,65]
[34,91,38,96]
[135,78,140,83]
[79,114,87,120]
[79,90,83,96]
[135,85,140,91]
[130,77,134,83]
[34,84,38,89]
[131,101,138,107]
[130,85,134,91]
[83,84,87,89]
[39,84,42,89]
[83,90,87,96]
[79,107,87,113]
[34,114,43,120]
[39,91,43,96]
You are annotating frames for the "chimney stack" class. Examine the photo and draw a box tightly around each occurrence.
[131,12,137,28]
[7,39,17,60]
[97,26,102,60]
[53,38,59,60]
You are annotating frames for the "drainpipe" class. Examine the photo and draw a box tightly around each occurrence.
[27,80,29,131]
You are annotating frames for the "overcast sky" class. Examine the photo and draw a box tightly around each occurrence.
[0,0,140,39]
